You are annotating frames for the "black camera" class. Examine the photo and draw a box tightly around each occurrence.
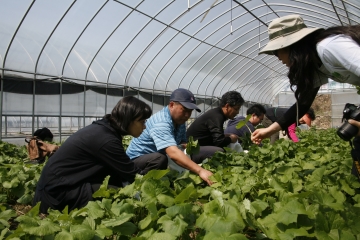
[337,103,360,141]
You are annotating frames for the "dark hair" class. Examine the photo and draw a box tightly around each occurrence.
[246,104,266,116]
[220,91,244,107]
[33,127,53,141]
[104,96,152,135]
[288,25,360,102]
[306,107,316,120]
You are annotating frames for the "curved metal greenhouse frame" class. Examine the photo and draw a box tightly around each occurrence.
[0,0,359,140]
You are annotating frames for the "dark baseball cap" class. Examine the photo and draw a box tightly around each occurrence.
[170,88,201,112]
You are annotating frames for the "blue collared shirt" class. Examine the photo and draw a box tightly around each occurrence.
[126,106,187,159]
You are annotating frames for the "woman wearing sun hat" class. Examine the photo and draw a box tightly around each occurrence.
[251,14,360,177]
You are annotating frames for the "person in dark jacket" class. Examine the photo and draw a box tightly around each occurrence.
[34,96,155,213]
[186,91,244,162]
[33,127,54,141]
[225,104,266,144]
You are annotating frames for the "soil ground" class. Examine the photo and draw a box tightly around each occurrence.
[311,94,331,129]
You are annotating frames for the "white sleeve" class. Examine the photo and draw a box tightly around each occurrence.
[321,35,360,77]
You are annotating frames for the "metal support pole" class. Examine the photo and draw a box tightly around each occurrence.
[60,79,63,142]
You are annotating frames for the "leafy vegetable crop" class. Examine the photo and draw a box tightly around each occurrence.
[0,128,360,239]
[186,136,200,155]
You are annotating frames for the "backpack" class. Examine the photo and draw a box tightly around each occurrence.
[25,137,59,163]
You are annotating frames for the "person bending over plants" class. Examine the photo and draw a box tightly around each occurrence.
[34,96,155,213]
[251,14,360,178]
[126,88,214,185]
[186,91,244,161]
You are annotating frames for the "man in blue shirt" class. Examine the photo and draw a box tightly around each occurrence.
[126,88,213,185]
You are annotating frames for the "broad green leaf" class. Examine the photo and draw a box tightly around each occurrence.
[162,216,188,237]
[0,228,9,239]
[302,162,316,170]
[146,201,158,220]
[166,203,192,218]
[55,230,73,240]
[315,211,345,234]
[101,213,134,227]
[94,227,113,239]
[329,187,346,204]
[257,213,281,239]
[236,114,251,129]
[92,176,110,198]
[174,184,198,204]
[339,179,355,196]
[85,201,104,219]
[313,191,344,211]
[157,194,174,207]
[353,194,360,207]
[329,229,356,240]
[186,136,200,155]
[20,219,61,236]
[0,219,9,228]
[307,167,326,186]
[143,169,170,180]
[203,232,248,240]
[69,225,94,240]
[112,222,137,235]
[140,179,158,203]
[138,214,152,230]
[211,189,224,207]
[2,178,20,188]
[278,227,312,240]
[17,193,33,204]
[282,200,309,215]
[196,200,245,234]
[148,232,176,240]
[316,229,356,240]
[277,210,298,225]
[157,214,172,224]
[118,182,135,197]
[0,209,16,221]
[251,200,268,216]
[268,178,284,191]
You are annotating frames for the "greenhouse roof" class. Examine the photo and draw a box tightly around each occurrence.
[1,0,359,104]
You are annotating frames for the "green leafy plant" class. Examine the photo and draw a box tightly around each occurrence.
[235,114,251,129]
[1,128,360,239]
[186,136,200,155]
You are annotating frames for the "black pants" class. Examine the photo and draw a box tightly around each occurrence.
[192,146,224,163]
[132,152,168,175]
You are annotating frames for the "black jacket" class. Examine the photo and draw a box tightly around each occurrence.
[265,107,288,123]
[34,118,139,213]
[186,107,231,147]
[276,87,319,129]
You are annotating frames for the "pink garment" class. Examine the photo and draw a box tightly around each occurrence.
[287,123,299,142]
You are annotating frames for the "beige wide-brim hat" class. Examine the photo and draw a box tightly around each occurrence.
[259,15,323,55]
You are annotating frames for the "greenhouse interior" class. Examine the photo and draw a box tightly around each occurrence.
[1,0,359,144]
[2,1,360,239]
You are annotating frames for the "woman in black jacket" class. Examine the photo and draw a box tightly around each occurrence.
[34,96,155,213]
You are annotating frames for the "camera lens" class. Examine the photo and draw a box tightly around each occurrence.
[337,121,359,141]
